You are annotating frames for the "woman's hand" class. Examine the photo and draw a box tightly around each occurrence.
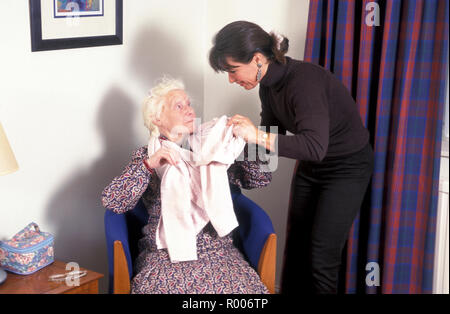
[227,114,258,144]
[146,147,181,169]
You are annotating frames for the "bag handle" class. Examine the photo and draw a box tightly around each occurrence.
[13,222,41,240]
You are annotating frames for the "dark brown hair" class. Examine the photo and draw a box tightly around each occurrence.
[209,21,289,73]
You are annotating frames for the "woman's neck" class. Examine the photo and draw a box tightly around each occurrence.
[160,131,185,145]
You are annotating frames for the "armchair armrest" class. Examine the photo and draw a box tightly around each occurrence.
[113,241,131,294]
[230,185,277,293]
[104,210,133,294]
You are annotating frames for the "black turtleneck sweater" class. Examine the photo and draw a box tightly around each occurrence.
[259,57,369,162]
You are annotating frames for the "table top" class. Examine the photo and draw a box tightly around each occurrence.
[0,260,103,294]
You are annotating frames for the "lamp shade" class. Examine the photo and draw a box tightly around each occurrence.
[0,122,19,176]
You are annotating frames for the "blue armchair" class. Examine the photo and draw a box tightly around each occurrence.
[104,185,276,294]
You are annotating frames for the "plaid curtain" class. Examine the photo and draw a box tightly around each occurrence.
[304,0,449,293]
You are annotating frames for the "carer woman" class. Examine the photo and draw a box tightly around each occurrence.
[209,21,374,294]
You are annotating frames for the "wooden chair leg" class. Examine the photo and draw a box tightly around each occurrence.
[257,234,277,294]
[113,240,131,294]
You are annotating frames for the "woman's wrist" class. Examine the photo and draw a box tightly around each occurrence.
[257,130,276,152]
[143,158,154,172]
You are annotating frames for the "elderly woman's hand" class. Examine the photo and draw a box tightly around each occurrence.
[146,146,181,169]
[227,114,258,144]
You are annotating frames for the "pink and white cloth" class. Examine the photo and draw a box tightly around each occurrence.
[147,115,246,262]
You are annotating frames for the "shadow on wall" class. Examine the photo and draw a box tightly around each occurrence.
[44,24,201,294]
[129,25,204,118]
[44,87,137,294]
[130,25,187,88]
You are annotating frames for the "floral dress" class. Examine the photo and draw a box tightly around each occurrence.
[101,145,272,294]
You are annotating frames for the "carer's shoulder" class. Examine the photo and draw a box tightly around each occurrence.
[290,58,329,75]
[286,58,329,86]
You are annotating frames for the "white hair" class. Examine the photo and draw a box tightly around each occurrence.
[142,76,185,137]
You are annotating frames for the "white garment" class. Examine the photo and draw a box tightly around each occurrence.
[147,115,246,262]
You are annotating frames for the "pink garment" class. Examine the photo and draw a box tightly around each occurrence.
[147,115,246,262]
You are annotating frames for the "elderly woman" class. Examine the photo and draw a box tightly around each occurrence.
[101,77,271,294]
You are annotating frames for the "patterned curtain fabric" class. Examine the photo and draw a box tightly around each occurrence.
[304,0,449,293]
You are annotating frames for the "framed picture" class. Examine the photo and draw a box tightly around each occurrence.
[29,0,123,52]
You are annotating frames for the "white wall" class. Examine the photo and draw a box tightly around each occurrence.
[0,0,310,293]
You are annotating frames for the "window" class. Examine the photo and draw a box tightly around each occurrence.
[433,70,449,294]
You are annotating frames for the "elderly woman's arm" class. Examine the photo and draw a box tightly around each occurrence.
[227,144,272,189]
[101,147,154,214]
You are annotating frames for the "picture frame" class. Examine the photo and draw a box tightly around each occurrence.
[29,0,123,52]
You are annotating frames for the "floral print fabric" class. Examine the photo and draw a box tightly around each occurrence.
[0,223,54,275]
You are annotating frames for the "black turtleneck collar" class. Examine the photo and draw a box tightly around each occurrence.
[260,56,291,87]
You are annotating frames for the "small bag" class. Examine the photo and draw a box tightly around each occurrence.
[0,222,54,275]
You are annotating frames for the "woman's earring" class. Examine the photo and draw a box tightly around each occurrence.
[256,63,262,81]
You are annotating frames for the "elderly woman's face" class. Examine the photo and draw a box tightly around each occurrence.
[158,89,196,140]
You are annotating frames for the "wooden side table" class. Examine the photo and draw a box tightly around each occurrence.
[0,260,103,294]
